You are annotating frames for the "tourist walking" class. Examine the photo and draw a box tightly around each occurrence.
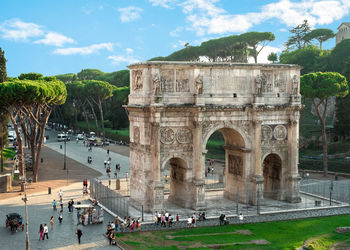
[43,224,49,240]
[58,212,63,224]
[50,216,54,230]
[52,199,57,211]
[76,228,83,244]
[107,149,110,155]
[58,189,63,200]
[239,212,244,223]
[38,224,43,240]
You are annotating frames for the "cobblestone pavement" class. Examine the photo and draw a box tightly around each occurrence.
[0,182,117,249]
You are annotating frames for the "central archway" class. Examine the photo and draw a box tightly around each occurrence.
[204,126,249,203]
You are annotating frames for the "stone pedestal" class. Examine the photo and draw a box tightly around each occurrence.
[191,179,206,210]
[249,175,264,205]
[285,174,302,203]
[152,181,164,212]
[290,95,301,106]
[253,95,264,106]
[195,95,205,106]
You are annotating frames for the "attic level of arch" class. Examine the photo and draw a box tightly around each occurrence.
[127,62,301,108]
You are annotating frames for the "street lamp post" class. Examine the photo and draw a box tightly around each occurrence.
[63,138,66,170]
[18,159,30,249]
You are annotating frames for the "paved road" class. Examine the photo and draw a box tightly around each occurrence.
[45,130,130,180]
[0,182,116,249]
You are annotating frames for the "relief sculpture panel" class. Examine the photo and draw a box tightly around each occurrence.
[161,70,174,92]
[132,70,143,91]
[176,69,190,92]
[228,154,243,176]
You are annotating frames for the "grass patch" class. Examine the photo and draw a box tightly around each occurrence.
[119,215,350,249]
[2,148,16,160]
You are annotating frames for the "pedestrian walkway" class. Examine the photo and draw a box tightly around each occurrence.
[0,182,115,249]
[46,141,130,179]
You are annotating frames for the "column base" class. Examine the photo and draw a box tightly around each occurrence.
[285,174,302,203]
[191,179,206,210]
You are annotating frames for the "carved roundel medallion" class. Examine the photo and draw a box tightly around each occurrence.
[274,125,287,140]
[261,125,273,141]
[176,128,192,144]
[160,128,175,144]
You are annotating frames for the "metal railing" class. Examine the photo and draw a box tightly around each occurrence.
[90,178,129,218]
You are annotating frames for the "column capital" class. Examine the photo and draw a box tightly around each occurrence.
[252,120,262,127]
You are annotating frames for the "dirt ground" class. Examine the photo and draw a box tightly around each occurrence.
[0,146,101,200]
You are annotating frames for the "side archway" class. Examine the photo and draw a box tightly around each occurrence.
[263,153,282,200]
[166,157,193,208]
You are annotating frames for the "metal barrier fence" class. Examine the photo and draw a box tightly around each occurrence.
[90,178,129,218]
[300,179,350,205]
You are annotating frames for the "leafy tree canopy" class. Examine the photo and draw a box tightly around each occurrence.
[285,20,312,50]
[149,31,275,63]
[330,39,350,74]
[301,72,348,99]
[0,77,67,106]
[55,73,77,83]
[305,28,335,49]
[280,46,330,75]
[77,69,104,80]
[267,52,278,63]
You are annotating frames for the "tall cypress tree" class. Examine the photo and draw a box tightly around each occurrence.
[0,48,9,172]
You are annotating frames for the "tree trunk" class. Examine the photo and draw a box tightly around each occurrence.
[98,99,105,142]
[321,120,328,176]
[87,99,99,136]
[81,104,90,133]
[312,98,328,176]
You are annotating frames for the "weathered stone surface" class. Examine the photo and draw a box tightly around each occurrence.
[126,62,302,212]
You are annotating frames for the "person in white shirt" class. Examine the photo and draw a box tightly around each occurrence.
[43,224,49,240]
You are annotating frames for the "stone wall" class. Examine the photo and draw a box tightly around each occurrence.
[131,205,350,232]
[0,174,11,193]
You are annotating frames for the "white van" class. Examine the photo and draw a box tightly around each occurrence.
[57,133,70,142]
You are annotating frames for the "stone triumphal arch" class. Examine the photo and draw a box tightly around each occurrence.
[126,61,302,212]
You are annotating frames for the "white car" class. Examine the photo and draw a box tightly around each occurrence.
[8,135,15,142]
[77,134,85,140]
[57,133,70,142]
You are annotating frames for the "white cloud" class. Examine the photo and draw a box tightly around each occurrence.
[0,19,44,41]
[170,26,183,37]
[248,45,282,63]
[118,6,143,23]
[34,32,75,47]
[279,28,288,32]
[53,43,114,55]
[126,48,134,54]
[158,0,350,35]
[108,55,140,65]
[149,0,178,8]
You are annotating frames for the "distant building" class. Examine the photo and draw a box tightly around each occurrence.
[336,22,350,45]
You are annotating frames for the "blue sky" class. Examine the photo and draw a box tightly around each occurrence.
[1,0,349,77]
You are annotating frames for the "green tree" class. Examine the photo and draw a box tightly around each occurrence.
[240,32,275,63]
[0,48,8,172]
[334,57,350,137]
[77,69,104,80]
[300,72,348,176]
[55,73,77,83]
[280,46,330,75]
[0,75,67,182]
[267,52,278,63]
[83,80,114,140]
[305,28,335,50]
[330,39,350,73]
[105,86,130,129]
[285,20,312,50]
